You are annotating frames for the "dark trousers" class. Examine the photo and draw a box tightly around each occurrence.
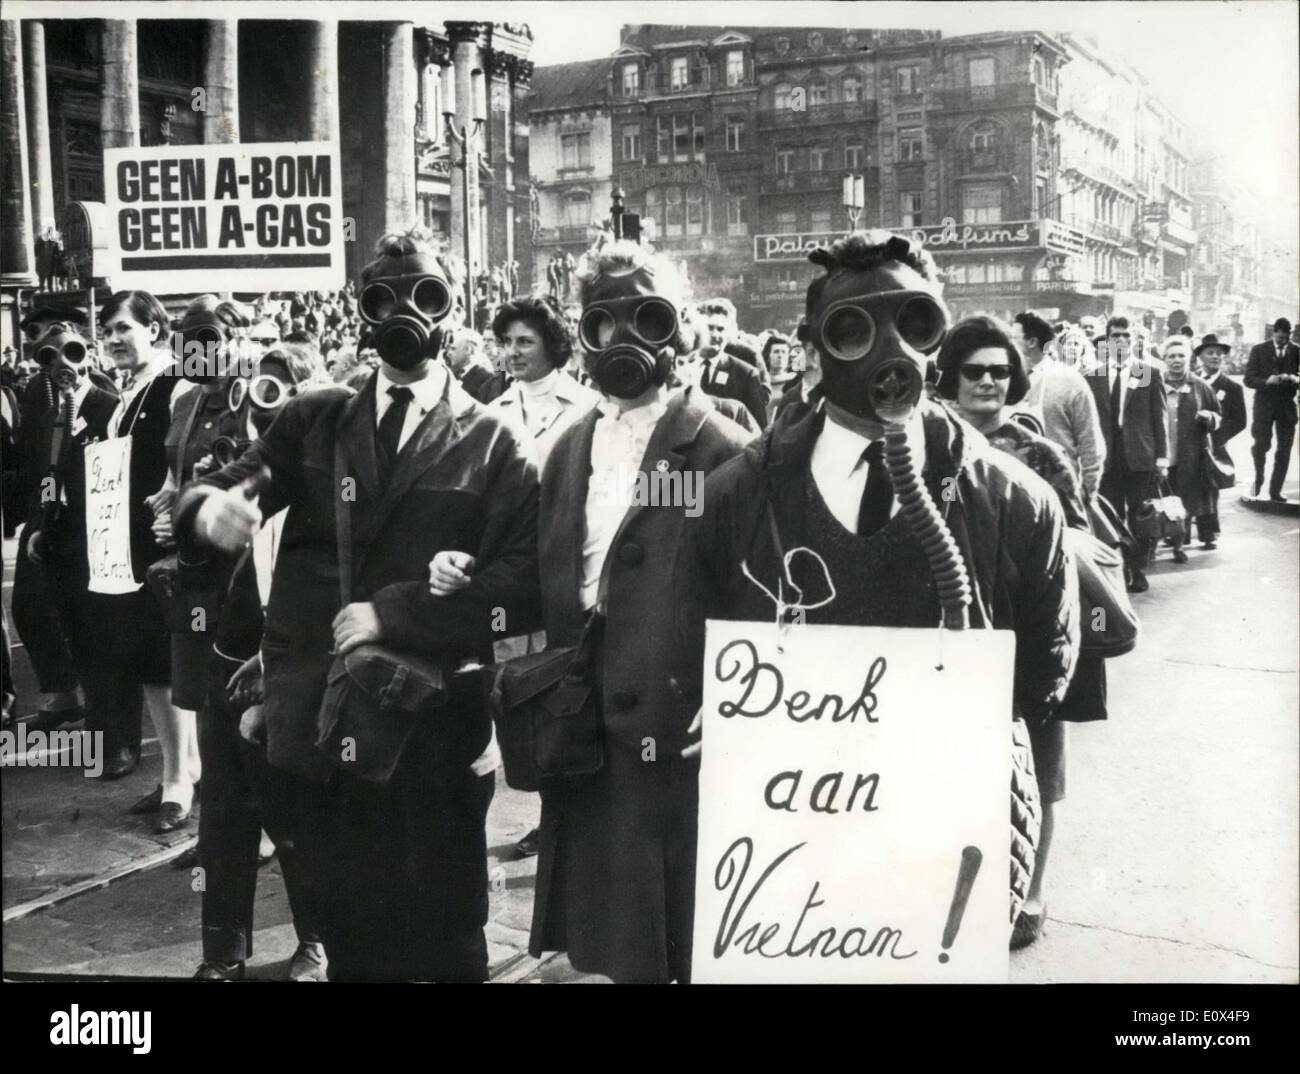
[48,532,141,756]
[286,725,495,982]
[11,524,79,696]
[1251,403,1297,495]
[197,662,324,964]
[1101,460,1157,566]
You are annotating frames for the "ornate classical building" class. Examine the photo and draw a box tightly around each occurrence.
[0,16,533,335]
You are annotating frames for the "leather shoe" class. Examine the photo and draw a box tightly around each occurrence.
[1126,569,1150,594]
[155,801,191,834]
[97,746,140,781]
[1269,492,1288,503]
[22,706,85,734]
[511,827,541,859]
[288,940,328,981]
[130,784,163,815]
[193,960,244,981]
[1200,540,1217,550]
[1010,906,1046,950]
[1172,547,1189,564]
[172,845,200,870]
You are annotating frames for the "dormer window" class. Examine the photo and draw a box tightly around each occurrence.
[670,56,689,91]
[725,49,745,87]
[775,36,789,55]
[621,62,640,96]
[808,32,823,50]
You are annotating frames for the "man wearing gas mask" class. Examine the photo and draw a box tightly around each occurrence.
[684,230,1080,925]
[22,323,134,774]
[517,239,750,983]
[174,227,539,982]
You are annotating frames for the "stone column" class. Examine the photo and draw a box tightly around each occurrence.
[448,24,483,276]
[1,20,35,285]
[23,21,55,236]
[202,19,239,143]
[380,22,416,234]
[100,19,139,149]
[306,20,339,142]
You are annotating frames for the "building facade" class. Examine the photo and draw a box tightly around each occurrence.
[527,24,1226,337]
[0,16,533,323]
[527,58,613,291]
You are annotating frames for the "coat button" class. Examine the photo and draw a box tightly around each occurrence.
[619,542,644,566]
[612,688,637,710]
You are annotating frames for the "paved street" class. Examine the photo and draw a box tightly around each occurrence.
[3,425,1296,983]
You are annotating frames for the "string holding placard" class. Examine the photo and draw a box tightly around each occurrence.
[739,544,837,654]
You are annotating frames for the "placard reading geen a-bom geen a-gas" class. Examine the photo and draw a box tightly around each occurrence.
[103,142,345,293]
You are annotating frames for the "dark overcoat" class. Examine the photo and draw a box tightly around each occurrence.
[1166,373,1222,517]
[1205,372,1247,461]
[176,371,539,782]
[527,393,750,983]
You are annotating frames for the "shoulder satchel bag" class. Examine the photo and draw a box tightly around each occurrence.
[314,417,454,784]
[487,578,606,793]
[1063,525,1140,658]
[1201,430,1235,491]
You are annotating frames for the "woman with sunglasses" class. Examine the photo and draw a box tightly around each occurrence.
[935,313,1107,953]
[97,290,199,823]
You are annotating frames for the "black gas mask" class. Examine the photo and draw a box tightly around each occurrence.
[801,256,949,424]
[578,294,680,399]
[227,350,308,437]
[172,314,232,385]
[358,254,453,371]
[33,325,92,393]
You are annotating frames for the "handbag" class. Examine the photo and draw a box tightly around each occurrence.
[488,584,606,793]
[1132,479,1186,542]
[313,421,455,784]
[1201,432,1235,491]
[1064,526,1139,657]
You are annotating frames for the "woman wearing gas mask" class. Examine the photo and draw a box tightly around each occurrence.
[684,231,1080,928]
[448,240,749,983]
[22,322,134,777]
[93,291,198,821]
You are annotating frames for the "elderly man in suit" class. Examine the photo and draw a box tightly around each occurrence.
[1243,317,1300,501]
[1194,334,1247,547]
[1098,315,1169,593]
[175,227,539,981]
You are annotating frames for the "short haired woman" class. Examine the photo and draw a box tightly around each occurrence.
[489,296,599,469]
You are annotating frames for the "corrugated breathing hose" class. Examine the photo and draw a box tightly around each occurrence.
[882,421,971,630]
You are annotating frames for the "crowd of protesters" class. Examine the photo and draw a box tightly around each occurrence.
[1,218,1296,985]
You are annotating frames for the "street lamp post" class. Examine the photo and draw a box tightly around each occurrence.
[443,67,486,327]
[842,173,865,231]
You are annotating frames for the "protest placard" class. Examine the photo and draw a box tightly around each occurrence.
[84,436,140,596]
[692,619,1016,983]
[103,141,345,293]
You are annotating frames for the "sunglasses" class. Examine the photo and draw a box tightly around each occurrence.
[958,363,1014,382]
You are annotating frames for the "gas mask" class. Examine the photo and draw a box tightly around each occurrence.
[173,314,232,385]
[578,294,680,399]
[227,350,308,436]
[358,253,453,371]
[33,325,92,394]
[800,258,949,424]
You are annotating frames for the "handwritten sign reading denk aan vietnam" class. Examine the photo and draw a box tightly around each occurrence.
[692,620,1015,983]
[83,436,140,596]
[103,141,345,293]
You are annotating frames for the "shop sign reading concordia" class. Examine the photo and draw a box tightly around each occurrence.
[620,161,721,193]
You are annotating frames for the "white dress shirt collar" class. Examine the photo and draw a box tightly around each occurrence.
[376,363,446,415]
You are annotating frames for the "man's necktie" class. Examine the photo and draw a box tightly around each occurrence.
[857,440,893,537]
[377,385,413,466]
[701,357,713,387]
